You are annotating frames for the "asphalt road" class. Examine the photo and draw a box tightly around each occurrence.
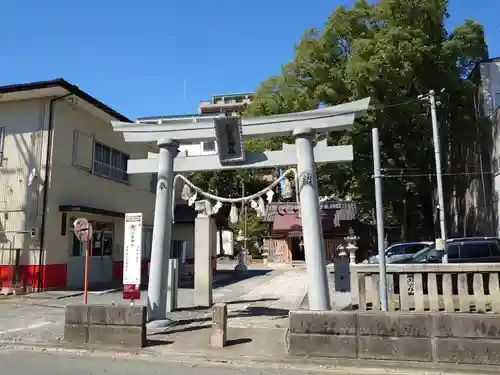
[0,347,489,375]
[0,348,325,375]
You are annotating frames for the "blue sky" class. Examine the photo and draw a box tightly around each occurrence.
[0,1,498,119]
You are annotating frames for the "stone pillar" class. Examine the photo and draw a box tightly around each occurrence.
[194,212,216,307]
[147,139,179,323]
[293,128,331,311]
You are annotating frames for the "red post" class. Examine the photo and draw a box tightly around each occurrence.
[84,238,89,304]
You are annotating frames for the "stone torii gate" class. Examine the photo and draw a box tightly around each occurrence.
[111,98,370,324]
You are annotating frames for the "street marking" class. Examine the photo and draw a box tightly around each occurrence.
[0,321,52,335]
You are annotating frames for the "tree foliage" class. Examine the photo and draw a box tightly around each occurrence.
[233,211,266,256]
[244,0,489,241]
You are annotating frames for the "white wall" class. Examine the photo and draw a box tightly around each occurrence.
[216,230,234,256]
[0,98,50,266]
[47,100,156,265]
[178,141,217,156]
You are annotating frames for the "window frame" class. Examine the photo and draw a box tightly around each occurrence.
[202,141,216,153]
[92,141,130,184]
[494,91,500,110]
[141,226,154,260]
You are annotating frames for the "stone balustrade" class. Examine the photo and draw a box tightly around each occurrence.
[350,263,500,312]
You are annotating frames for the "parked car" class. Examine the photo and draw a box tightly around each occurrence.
[390,237,500,295]
[394,237,500,264]
[365,241,434,264]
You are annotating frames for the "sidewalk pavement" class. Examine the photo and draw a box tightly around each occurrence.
[3,327,497,375]
[0,268,305,344]
[0,266,496,374]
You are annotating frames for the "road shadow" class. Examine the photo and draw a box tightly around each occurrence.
[175,298,279,312]
[59,281,122,293]
[179,269,272,290]
[225,298,278,305]
[226,338,252,346]
[149,323,211,336]
[147,339,173,347]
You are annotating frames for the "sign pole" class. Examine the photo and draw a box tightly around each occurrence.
[73,218,93,305]
[84,237,89,305]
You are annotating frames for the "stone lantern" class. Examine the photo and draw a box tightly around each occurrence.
[337,227,359,264]
[345,227,359,264]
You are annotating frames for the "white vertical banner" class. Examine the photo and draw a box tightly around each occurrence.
[123,213,143,286]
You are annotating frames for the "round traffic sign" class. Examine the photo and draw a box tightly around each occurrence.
[73,217,93,242]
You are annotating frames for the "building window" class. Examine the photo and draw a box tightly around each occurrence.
[149,174,157,193]
[171,240,186,263]
[493,157,500,175]
[495,92,500,110]
[202,141,216,152]
[70,219,113,257]
[142,227,153,260]
[93,142,129,183]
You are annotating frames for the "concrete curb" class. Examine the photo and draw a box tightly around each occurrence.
[0,340,498,375]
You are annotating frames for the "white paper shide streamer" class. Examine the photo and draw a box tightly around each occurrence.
[229,204,239,224]
[172,168,299,223]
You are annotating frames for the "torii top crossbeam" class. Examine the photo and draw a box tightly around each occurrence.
[111,98,370,144]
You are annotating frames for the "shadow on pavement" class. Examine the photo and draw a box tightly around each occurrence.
[179,269,272,290]
[171,303,289,328]
[226,337,252,346]
[225,298,278,305]
[150,323,211,335]
[147,339,173,347]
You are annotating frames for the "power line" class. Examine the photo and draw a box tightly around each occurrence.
[382,171,495,178]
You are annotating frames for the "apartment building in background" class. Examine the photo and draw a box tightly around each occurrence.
[198,92,253,116]
[454,57,500,237]
[137,92,254,157]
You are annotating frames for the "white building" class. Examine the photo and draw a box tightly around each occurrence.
[0,79,160,291]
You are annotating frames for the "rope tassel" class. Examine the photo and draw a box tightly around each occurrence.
[171,168,300,217]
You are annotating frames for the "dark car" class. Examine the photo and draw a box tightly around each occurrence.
[391,237,500,295]
[397,237,500,264]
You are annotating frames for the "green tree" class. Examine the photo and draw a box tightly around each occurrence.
[233,210,266,257]
[244,0,488,240]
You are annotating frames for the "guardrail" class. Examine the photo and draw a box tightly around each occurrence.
[350,263,500,313]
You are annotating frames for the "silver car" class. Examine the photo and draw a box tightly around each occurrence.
[366,241,434,264]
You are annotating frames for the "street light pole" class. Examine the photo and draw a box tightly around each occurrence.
[235,179,248,272]
[427,90,448,263]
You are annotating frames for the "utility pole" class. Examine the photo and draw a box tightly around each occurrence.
[372,127,388,311]
[422,90,447,263]
[242,181,248,254]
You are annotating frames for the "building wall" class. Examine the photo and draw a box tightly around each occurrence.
[41,100,156,288]
[216,230,234,256]
[0,98,51,287]
[474,62,500,236]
